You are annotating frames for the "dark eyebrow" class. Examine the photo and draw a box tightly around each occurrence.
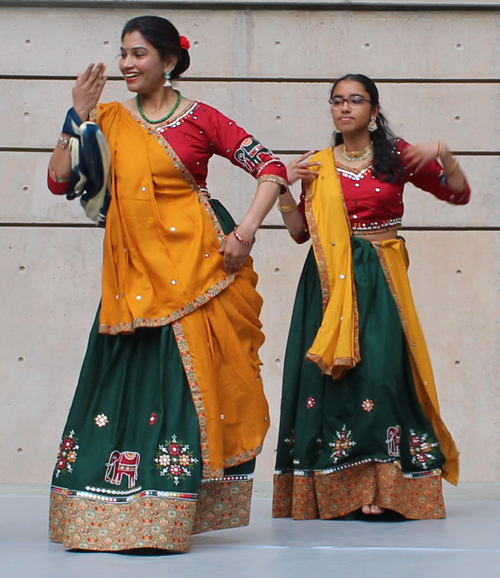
[120,46,149,52]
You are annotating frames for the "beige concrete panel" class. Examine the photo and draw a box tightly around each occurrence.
[402,155,499,228]
[243,11,499,81]
[403,231,500,482]
[251,231,311,481]
[1,80,500,153]
[0,152,91,225]
[0,227,104,483]
[1,150,496,228]
[1,8,498,80]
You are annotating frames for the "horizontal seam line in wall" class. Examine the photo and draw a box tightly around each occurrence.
[1,148,499,156]
[1,2,500,11]
[0,223,498,232]
[259,225,500,232]
[2,77,500,84]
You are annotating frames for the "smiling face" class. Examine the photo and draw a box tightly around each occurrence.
[330,79,379,136]
[119,30,176,94]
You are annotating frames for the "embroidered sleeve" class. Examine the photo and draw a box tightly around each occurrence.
[208,107,289,186]
[399,139,471,205]
[47,163,71,195]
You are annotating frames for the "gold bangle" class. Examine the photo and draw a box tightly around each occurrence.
[444,158,460,177]
[436,142,441,159]
[277,201,298,214]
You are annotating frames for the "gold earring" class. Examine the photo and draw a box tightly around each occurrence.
[368,117,378,132]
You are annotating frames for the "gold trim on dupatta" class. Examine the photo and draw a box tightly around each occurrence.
[304,148,360,378]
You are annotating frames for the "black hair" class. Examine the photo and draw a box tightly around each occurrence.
[121,15,190,79]
[330,73,404,183]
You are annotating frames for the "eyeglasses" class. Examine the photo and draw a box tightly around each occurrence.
[329,96,372,109]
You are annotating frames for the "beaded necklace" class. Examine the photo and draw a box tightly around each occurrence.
[342,143,373,162]
[136,90,182,125]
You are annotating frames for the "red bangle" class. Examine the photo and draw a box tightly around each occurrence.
[233,226,255,246]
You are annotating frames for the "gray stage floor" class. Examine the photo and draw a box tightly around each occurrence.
[1,485,500,578]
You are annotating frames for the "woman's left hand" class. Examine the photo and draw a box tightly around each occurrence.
[219,232,253,274]
[404,141,441,172]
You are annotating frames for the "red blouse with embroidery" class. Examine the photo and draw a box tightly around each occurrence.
[295,139,471,242]
[48,101,288,195]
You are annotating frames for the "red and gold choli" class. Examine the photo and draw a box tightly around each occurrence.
[295,139,471,242]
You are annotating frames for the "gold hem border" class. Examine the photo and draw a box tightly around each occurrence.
[171,320,217,480]
[272,462,445,520]
[98,276,234,335]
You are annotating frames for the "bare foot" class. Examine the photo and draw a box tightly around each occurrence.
[361,505,385,515]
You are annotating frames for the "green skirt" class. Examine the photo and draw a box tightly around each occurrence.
[49,200,255,552]
[273,238,447,520]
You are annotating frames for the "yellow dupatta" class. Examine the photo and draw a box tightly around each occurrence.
[304,148,458,485]
[304,148,360,378]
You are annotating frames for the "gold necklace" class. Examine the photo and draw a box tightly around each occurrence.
[342,143,373,162]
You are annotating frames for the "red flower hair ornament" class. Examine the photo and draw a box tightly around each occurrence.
[180,36,191,50]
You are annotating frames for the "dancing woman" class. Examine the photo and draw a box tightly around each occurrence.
[47,15,288,551]
[273,74,470,520]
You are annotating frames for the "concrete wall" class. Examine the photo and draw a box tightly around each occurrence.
[1,2,499,486]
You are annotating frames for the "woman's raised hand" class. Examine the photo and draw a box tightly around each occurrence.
[72,63,107,121]
[404,141,442,173]
[286,151,320,185]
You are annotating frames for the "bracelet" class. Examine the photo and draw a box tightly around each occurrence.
[57,132,71,150]
[444,158,460,177]
[277,201,298,214]
[436,142,441,159]
[233,226,255,246]
[62,108,83,138]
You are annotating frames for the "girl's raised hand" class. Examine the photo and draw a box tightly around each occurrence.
[404,141,441,173]
[287,150,321,185]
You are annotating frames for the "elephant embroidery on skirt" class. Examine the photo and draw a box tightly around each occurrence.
[105,451,141,488]
[386,425,402,457]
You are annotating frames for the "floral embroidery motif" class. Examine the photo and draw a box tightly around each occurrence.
[386,425,402,457]
[54,430,79,477]
[306,397,316,409]
[361,399,375,412]
[284,431,295,455]
[94,414,109,428]
[409,429,439,469]
[155,435,199,485]
[104,451,141,488]
[149,413,158,426]
[329,425,356,463]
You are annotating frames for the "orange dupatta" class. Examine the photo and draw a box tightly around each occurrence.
[96,102,234,335]
[93,102,270,478]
